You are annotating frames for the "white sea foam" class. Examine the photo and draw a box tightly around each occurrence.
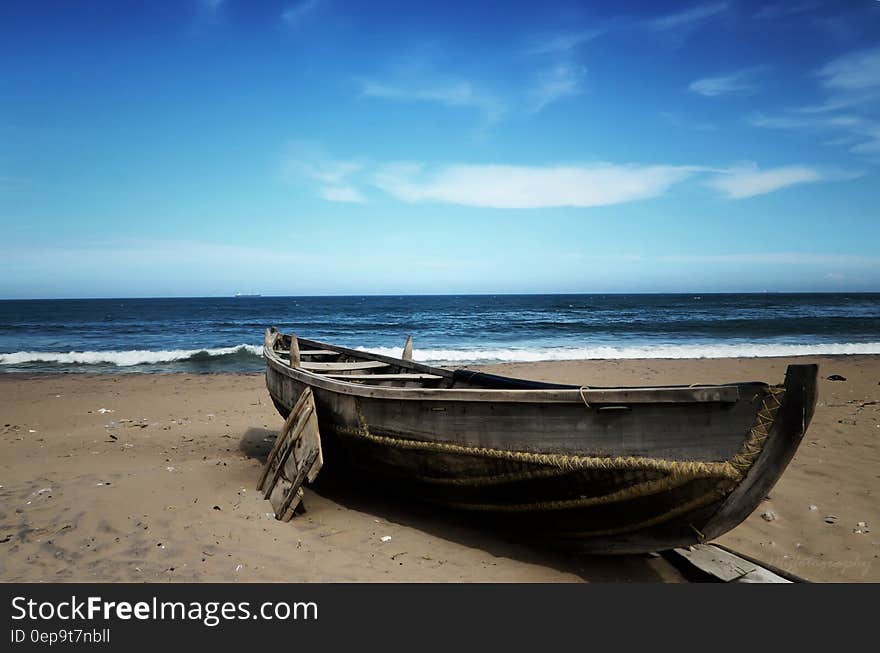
[3,341,879,368]
[358,342,880,364]
[0,344,263,367]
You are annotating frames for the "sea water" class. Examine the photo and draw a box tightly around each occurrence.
[0,293,878,373]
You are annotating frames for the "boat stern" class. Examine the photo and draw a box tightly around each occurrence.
[699,363,819,542]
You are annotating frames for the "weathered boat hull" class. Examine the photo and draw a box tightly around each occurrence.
[264,335,817,553]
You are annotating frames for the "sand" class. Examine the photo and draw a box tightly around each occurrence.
[0,355,877,582]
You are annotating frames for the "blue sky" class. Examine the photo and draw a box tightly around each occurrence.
[1,0,879,298]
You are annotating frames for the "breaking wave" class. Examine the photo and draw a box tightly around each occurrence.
[0,344,263,367]
[2,341,878,371]
[358,342,880,364]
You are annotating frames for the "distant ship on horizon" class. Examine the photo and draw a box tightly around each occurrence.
[233,292,262,298]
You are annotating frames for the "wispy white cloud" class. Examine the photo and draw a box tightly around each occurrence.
[849,123,880,155]
[753,1,819,20]
[818,47,880,91]
[194,0,225,26]
[689,69,758,97]
[359,78,506,122]
[0,238,321,268]
[525,29,603,55]
[661,111,717,132]
[811,13,866,44]
[526,5,726,52]
[647,2,729,31]
[285,157,362,186]
[281,142,368,203]
[659,252,879,266]
[318,186,365,203]
[281,0,321,27]
[371,162,696,209]
[527,7,722,54]
[792,93,879,114]
[749,111,880,158]
[747,113,812,130]
[284,145,851,207]
[746,48,880,158]
[705,163,854,199]
[529,63,585,112]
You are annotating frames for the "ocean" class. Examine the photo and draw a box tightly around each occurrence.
[0,293,878,373]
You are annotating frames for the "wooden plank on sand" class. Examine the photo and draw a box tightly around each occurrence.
[256,387,323,521]
[669,544,791,583]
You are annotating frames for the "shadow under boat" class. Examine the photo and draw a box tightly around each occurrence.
[239,426,689,582]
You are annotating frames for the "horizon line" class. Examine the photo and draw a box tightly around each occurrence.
[2,290,879,301]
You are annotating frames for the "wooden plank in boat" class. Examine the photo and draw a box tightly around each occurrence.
[293,336,455,378]
[266,346,743,402]
[277,350,339,357]
[300,361,389,371]
[268,357,743,403]
[256,387,323,521]
[324,373,443,381]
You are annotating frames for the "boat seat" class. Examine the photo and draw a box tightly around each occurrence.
[324,373,443,382]
[300,361,389,371]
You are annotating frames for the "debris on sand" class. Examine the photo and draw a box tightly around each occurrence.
[761,510,777,522]
[827,374,847,381]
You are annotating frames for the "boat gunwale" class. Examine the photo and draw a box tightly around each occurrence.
[264,335,759,404]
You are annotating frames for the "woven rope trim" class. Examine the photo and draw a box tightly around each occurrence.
[729,386,785,476]
[545,488,728,539]
[413,466,581,487]
[334,386,784,483]
[322,386,784,531]
[334,421,740,480]
[435,474,700,513]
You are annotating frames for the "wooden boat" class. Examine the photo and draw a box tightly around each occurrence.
[263,328,818,554]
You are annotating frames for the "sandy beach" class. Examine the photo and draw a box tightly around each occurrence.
[1,354,877,582]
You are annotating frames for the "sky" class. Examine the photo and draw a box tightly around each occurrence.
[1,0,879,298]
